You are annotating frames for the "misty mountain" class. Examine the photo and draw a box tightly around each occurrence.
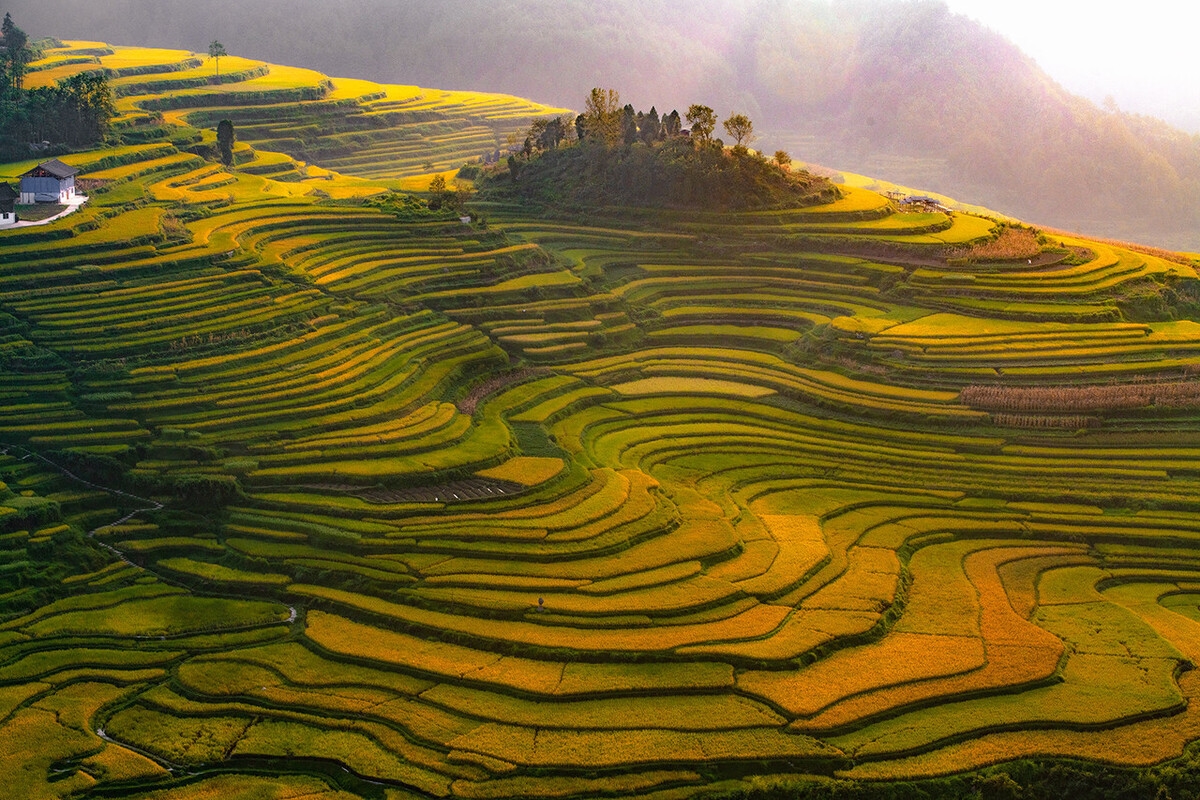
[7,0,1200,249]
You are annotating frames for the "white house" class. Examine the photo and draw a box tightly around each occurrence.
[0,182,16,225]
[19,158,77,204]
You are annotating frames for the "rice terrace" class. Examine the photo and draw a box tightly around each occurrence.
[5,32,1200,800]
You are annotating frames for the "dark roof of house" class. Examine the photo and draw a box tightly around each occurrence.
[0,183,17,201]
[22,159,78,179]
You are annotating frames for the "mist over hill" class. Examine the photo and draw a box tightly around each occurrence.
[8,0,1200,249]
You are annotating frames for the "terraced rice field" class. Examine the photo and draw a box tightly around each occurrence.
[4,40,1200,800]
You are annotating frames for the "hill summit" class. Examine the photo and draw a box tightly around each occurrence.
[482,91,837,212]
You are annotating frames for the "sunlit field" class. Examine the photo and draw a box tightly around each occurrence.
[3,40,1200,800]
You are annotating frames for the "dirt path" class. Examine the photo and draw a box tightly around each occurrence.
[0,195,89,229]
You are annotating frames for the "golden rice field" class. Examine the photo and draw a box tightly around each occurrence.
[3,40,1200,800]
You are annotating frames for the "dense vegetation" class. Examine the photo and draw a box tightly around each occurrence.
[9,0,1200,250]
[0,14,114,159]
[5,39,1200,800]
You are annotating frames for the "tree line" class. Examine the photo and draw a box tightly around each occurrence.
[519,88,792,170]
[0,13,115,161]
[525,88,757,151]
[488,88,833,212]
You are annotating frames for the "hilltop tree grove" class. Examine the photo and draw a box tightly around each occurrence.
[488,89,830,211]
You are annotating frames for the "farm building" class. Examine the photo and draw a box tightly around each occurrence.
[0,182,16,225]
[19,159,77,204]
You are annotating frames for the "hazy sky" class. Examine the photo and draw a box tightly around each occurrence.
[942,0,1200,131]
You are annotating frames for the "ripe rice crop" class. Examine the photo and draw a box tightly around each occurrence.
[114,774,353,800]
[611,377,776,398]
[475,456,564,486]
[104,706,253,765]
[841,672,1200,778]
[79,740,166,783]
[738,632,985,717]
[297,588,789,652]
[831,650,1181,757]
[195,641,433,694]
[156,557,290,587]
[448,724,842,769]
[450,770,702,799]
[232,719,453,795]
[733,514,829,597]
[679,607,879,661]
[801,546,901,612]
[303,611,564,692]
[21,594,289,637]
[578,561,701,595]
[1109,585,1200,664]
[0,705,104,799]
[416,572,741,617]
[419,683,785,731]
[0,583,183,630]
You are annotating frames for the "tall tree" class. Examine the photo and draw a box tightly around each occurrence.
[558,113,577,146]
[641,106,662,145]
[541,117,565,150]
[621,104,637,146]
[18,72,114,148]
[526,117,548,154]
[427,173,447,209]
[208,40,227,84]
[1,13,30,92]
[57,71,114,145]
[583,87,621,147]
[663,110,682,138]
[686,104,716,145]
[723,113,754,149]
[216,119,235,166]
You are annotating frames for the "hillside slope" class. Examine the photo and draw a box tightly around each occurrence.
[9,0,1200,250]
[5,41,1200,800]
